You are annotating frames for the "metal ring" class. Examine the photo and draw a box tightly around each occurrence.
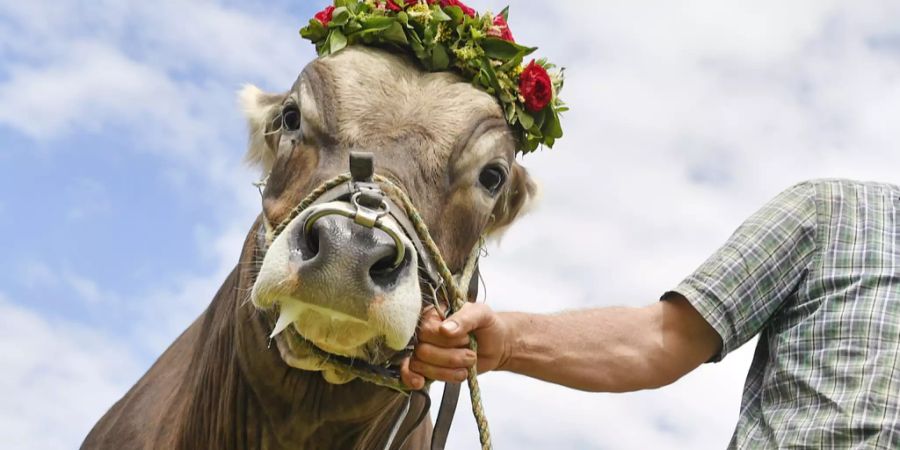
[350,191,390,214]
[302,204,406,269]
[373,221,407,269]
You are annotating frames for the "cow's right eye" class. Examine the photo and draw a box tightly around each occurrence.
[478,165,507,196]
[282,105,301,131]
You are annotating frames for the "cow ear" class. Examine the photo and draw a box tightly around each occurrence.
[239,84,285,173]
[487,163,540,237]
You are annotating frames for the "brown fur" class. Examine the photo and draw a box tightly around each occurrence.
[83,47,536,449]
[83,223,431,449]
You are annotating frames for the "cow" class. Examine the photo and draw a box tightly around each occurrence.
[82,46,537,449]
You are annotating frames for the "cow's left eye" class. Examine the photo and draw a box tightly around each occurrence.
[478,165,507,195]
[282,105,301,131]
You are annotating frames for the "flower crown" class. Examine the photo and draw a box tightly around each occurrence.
[301,0,566,154]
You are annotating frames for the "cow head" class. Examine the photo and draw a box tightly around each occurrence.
[245,47,537,384]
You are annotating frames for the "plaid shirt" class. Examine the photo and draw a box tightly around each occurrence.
[666,179,900,449]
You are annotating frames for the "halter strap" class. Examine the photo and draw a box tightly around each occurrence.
[253,152,493,450]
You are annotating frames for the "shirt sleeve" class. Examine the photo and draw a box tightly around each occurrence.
[661,182,818,362]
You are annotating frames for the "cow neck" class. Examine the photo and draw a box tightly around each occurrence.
[171,222,416,449]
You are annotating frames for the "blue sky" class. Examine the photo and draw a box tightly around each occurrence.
[2,1,900,449]
[0,0,315,358]
[0,2,318,446]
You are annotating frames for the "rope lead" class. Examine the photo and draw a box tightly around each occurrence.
[264,173,493,450]
[376,175,492,450]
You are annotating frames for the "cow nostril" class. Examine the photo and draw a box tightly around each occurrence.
[370,254,397,276]
[306,226,320,257]
[294,213,411,288]
[293,221,321,261]
[369,251,407,288]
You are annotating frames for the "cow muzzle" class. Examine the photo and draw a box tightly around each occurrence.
[296,193,411,293]
[250,163,425,382]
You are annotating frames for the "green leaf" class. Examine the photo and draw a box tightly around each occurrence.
[432,7,452,22]
[407,32,427,59]
[346,20,363,33]
[480,58,502,94]
[516,106,534,130]
[361,16,395,32]
[445,6,465,23]
[504,102,517,123]
[315,40,328,57]
[330,7,351,27]
[522,136,540,153]
[532,108,547,130]
[424,21,436,44]
[381,21,409,45]
[498,52,525,72]
[300,19,327,42]
[481,37,535,61]
[431,44,450,71]
[543,109,563,139]
[328,29,348,54]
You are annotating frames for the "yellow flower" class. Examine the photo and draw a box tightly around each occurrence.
[407,3,432,21]
[453,45,481,61]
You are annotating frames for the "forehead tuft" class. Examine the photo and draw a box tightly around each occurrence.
[308,47,503,154]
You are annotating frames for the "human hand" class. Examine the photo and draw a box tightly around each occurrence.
[401,303,511,389]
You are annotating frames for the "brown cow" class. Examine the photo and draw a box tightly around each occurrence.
[82,46,537,449]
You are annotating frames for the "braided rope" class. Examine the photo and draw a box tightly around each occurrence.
[267,174,353,244]
[264,173,492,450]
[375,175,493,450]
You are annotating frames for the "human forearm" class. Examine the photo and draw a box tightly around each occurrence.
[402,295,720,392]
[500,304,691,391]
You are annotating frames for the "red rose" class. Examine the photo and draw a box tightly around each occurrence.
[519,60,553,112]
[428,0,476,18]
[488,14,514,42]
[314,5,335,26]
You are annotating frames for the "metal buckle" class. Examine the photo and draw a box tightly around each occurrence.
[350,190,389,228]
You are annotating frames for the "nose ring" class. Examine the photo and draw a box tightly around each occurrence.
[302,200,406,269]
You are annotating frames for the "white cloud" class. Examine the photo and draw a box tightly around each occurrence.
[0,292,141,450]
[433,1,900,447]
[0,1,299,448]
[19,261,58,290]
[0,42,174,138]
[17,261,117,306]
[124,1,307,87]
[61,270,110,306]
[4,1,900,449]
[131,222,251,355]
[0,0,308,215]
[439,341,755,449]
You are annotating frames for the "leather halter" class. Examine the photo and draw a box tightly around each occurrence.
[254,152,482,450]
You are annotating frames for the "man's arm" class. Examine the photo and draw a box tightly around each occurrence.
[401,183,819,391]
[401,294,721,392]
